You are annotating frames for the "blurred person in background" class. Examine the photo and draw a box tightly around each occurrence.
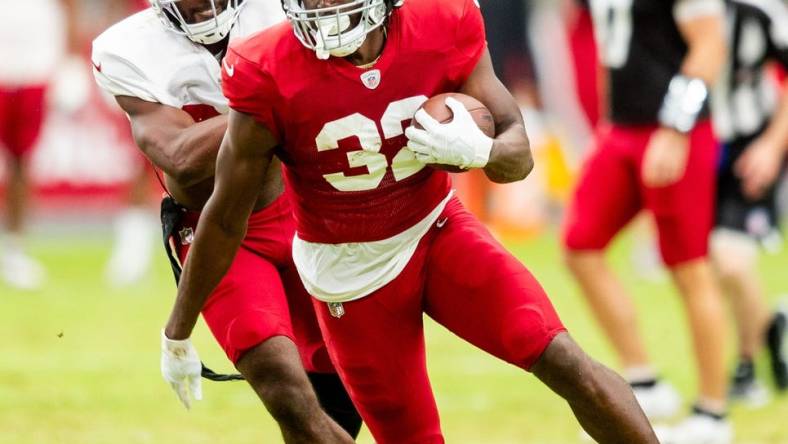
[562,0,731,442]
[98,0,160,287]
[91,0,360,440]
[710,0,788,405]
[0,0,77,290]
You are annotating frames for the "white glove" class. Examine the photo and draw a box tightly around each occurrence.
[405,97,494,169]
[160,329,203,409]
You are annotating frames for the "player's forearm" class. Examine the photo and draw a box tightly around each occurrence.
[484,122,533,184]
[165,111,277,340]
[678,15,727,86]
[166,115,229,187]
[164,204,248,340]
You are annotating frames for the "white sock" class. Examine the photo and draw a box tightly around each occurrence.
[623,365,659,385]
[695,397,727,417]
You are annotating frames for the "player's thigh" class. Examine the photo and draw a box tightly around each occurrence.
[200,246,295,365]
[425,199,566,370]
[644,121,719,267]
[2,86,46,156]
[311,247,443,444]
[562,125,642,251]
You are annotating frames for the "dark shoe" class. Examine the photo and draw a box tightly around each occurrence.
[729,360,770,406]
[767,307,788,390]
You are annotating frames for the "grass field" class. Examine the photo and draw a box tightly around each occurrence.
[1,228,787,443]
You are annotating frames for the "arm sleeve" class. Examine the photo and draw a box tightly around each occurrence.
[448,0,487,85]
[221,45,283,141]
[91,42,162,103]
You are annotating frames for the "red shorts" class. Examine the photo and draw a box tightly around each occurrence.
[174,193,332,372]
[0,85,47,157]
[312,197,566,444]
[562,121,718,266]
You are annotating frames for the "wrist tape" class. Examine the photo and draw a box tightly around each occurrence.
[658,74,709,133]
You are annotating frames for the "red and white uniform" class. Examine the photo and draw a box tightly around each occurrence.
[564,0,723,266]
[92,1,284,119]
[0,0,66,157]
[90,2,334,371]
[223,1,566,442]
[224,0,483,302]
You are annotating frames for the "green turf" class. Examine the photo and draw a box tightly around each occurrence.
[1,230,786,443]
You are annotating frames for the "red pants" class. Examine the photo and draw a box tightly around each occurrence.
[0,85,47,157]
[174,194,332,372]
[563,121,718,266]
[312,197,566,443]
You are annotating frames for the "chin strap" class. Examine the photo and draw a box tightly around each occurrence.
[201,363,245,381]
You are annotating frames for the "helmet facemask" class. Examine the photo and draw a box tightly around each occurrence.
[282,0,393,60]
[149,0,246,45]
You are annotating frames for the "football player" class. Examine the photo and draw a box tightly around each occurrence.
[92,1,359,441]
[0,0,77,290]
[163,0,659,442]
[711,0,788,404]
[563,0,730,442]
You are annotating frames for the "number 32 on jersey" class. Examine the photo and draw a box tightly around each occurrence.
[316,96,428,192]
[590,0,634,68]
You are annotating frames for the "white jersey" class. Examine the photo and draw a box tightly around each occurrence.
[712,0,788,143]
[0,0,66,85]
[92,0,285,113]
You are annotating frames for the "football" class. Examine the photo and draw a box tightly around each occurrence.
[411,93,496,173]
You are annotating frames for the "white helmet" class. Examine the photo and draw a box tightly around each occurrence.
[282,0,401,60]
[149,0,246,45]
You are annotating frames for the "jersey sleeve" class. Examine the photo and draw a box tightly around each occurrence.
[222,45,283,141]
[447,0,487,85]
[91,41,161,103]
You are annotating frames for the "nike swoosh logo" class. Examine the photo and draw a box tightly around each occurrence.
[223,59,235,77]
[92,60,102,72]
[436,217,448,228]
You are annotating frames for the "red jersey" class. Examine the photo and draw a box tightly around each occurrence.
[222,0,486,244]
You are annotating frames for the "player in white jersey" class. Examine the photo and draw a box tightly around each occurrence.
[92,1,360,441]
[0,0,75,290]
[710,0,788,405]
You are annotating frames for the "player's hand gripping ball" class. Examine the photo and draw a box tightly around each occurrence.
[406,93,496,172]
